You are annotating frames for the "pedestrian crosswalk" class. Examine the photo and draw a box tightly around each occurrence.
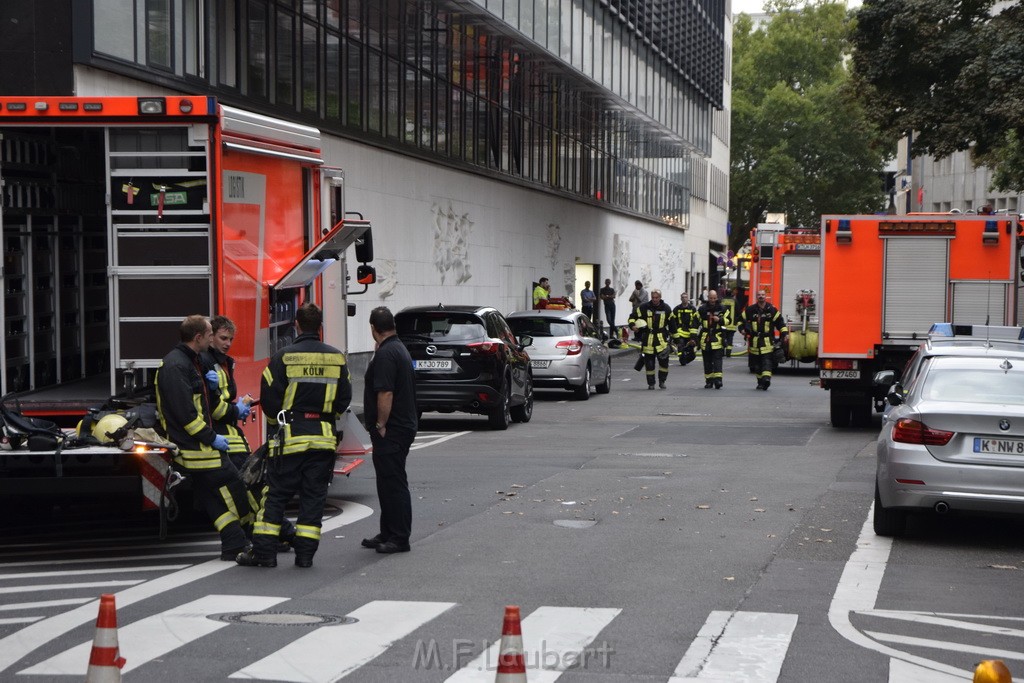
[11,598,801,682]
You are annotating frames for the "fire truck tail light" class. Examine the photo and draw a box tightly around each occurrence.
[58,102,79,111]
[138,97,166,115]
[179,99,194,114]
[821,359,856,370]
[34,102,48,111]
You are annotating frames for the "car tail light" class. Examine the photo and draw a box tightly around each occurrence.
[556,339,583,355]
[891,418,954,446]
[820,358,856,370]
[467,341,503,355]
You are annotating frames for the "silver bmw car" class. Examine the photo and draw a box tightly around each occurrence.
[874,354,1024,536]
[506,310,611,400]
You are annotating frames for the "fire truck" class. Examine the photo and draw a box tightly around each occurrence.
[0,95,374,510]
[818,214,1020,427]
[748,223,820,362]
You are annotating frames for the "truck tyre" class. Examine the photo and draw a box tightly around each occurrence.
[830,393,851,428]
[873,482,907,537]
[852,400,873,428]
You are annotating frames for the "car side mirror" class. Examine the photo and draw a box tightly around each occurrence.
[886,390,904,406]
[518,334,533,348]
[873,370,896,387]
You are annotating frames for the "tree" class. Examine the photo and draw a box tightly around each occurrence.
[852,0,1024,192]
[729,1,889,253]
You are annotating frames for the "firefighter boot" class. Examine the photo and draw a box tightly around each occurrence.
[235,548,277,568]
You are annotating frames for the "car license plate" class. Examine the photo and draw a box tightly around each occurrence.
[530,360,550,368]
[974,438,1024,454]
[820,370,860,379]
[414,359,452,370]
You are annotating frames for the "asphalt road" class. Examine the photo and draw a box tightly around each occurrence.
[1,354,1021,682]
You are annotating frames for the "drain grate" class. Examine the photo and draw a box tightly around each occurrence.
[211,612,356,627]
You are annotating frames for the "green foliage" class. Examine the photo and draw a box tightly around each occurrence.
[852,0,1024,192]
[730,2,889,252]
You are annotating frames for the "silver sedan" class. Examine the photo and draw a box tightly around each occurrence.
[874,355,1024,536]
[506,310,611,400]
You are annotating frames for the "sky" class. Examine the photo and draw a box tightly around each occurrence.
[732,0,862,17]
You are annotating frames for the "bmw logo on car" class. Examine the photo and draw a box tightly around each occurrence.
[999,419,1011,431]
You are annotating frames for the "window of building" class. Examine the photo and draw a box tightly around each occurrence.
[275,8,296,107]
[147,0,173,71]
[246,0,268,98]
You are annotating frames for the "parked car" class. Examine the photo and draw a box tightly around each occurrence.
[874,354,1024,536]
[394,305,533,430]
[506,310,611,400]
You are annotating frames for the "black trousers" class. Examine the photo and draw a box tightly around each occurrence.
[229,451,296,540]
[189,464,251,552]
[253,450,334,558]
[371,429,414,545]
[643,353,669,386]
[702,347,724,381]
[604,303,616,336]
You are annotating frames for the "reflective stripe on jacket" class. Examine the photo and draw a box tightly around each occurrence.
[155,343,222,470]
[628,301,676,354]
[693,303,731,350]
[739,303,789,354]
[202,349,250,455]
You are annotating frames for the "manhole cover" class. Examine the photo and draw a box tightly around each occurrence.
[554,520,597,529]
[211,612,356,627]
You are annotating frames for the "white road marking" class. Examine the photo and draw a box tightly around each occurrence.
[0,551,214,569]
[444,606,621,683]
[860,610,1024,638]
[0,499,372,676]
[0,565,189,580]
[230,600,456,682]
[0,580,144,595]
[669,610,798,682]
[828,504,974,679]
[868,631,1024,661]
[411,431,470,451]
[19,594,287,676]
[888,658,973,682]
[0,617,44,625]
[0,599,91,612]
[0,535,217,556]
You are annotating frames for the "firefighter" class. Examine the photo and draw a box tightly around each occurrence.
[532,277,551,309]
[628,289,676,389]
[203,315,295,551]
[739,289,789,390]
[155,315,252,561]
[672,292,698,365]
[721,289,739,357]
[237,303,352,569]
[693,290,730,389]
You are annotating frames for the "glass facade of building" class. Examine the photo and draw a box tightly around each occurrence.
[87,0,726,227]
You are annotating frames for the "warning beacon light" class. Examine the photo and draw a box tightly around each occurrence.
[983,220,999,245]
[835,219,853,244]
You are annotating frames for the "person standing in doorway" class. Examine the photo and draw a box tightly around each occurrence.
[599,278,617,340]
[580,281,597,324]
[362,306,418,554]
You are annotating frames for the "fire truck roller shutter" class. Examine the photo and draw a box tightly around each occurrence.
[780,255,820,328]
[883,238,949,339]
[951,281,1009,326]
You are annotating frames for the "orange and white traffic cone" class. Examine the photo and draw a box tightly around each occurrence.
[85,593,126,683]
[495,605,527,683]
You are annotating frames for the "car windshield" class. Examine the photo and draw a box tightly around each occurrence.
[507,317,575,338]
[920,368,1024,405]
[396,312,486,341]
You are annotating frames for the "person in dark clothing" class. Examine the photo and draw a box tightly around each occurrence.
[599,278,617,339]
[156,315,252,560]
[739,290,789,390]
[628,289,677,389]
[693,290,730,389]
[580,281,597,324]
[237,303,352,568]
[202,315,294,550]
[362,306,418,554]
[672,292,698,365]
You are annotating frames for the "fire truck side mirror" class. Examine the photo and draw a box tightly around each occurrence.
[354,227,373,263]
[347,303,357,317]
[356,264,376,285]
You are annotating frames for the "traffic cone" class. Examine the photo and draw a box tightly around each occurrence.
[85,594,126,682]
[495,605,526,682]
[974,659,1012,683]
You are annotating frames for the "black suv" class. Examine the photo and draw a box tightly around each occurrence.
[395,305,534,430]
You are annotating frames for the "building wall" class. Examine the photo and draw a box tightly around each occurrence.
[916,150,1022,215]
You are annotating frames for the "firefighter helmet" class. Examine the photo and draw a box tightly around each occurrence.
[92,413,128,444]
[679,344,697,366]
[973,660,1012,683]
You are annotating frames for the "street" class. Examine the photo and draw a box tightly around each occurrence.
[1,355,1022,682]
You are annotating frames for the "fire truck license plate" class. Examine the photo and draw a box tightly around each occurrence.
[974,438,1024,454]
[820,370,859,379]
[414,359,452,370]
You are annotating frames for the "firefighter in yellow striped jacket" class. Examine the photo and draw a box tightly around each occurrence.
[629,289,677,389]
[672,292,698,365]
[203,315,294,550]
[692,290,731,389]
[237,303,352,569]
[155,315,252,561]
[739,290,789,391]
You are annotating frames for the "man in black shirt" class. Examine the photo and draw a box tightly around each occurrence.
[362,306,418,554]
[599,278,617,340]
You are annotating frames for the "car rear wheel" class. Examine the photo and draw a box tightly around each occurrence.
[488,382,511,430]
[510,374,533,423]
[595,361,612,394]
[873,482,907,537]
[574,366,592,400]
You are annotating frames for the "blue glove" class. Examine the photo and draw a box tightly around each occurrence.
[236,401,251,420]
[211,434,229,451]
[205,370,220,390]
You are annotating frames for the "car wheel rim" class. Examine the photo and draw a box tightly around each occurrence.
[524,381,533,418]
